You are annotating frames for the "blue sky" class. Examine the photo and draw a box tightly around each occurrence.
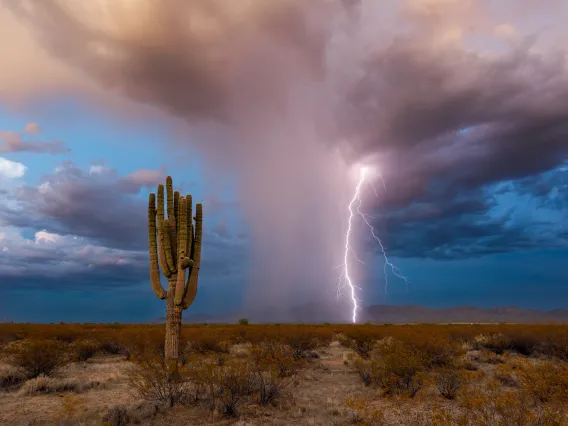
[0,0,567,322]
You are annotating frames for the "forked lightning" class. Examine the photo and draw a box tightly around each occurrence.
[338,166,409,323]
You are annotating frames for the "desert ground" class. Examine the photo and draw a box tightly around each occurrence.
[1,323,568,425]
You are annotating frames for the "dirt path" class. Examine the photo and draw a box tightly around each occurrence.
[215,341,374,426]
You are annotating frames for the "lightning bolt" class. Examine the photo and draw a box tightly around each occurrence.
[337,166,409,323]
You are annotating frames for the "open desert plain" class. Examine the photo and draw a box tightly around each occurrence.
[2,323,568,425]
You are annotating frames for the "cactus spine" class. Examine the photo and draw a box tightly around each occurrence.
[148,176,203,369]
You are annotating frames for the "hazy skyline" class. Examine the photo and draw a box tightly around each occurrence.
[0,0,567,322]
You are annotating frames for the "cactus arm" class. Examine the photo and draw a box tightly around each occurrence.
[174,198,189,305]
[178,197,188,262]
[174,267,186,306]
[156,185,173,277]
[183,203,202,310]
[163,218,176,273]
[166,176,175,220]
[183,277,198,310]
[169,226,177,270]
[148,193,166,299]
[186,195,193,255]
[191,223,195,256]
[174,191,180,255]
[193,203,203,268]
[166,176,177,263]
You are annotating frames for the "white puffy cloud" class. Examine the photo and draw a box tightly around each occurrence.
[0,157,26,179]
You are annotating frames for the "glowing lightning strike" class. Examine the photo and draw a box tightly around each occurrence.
[340,168,366,324]
[338,166,409,323]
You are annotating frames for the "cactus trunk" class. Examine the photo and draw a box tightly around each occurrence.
[147,176,203,374]
[165,275,182,366]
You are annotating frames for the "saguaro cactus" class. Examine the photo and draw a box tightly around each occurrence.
[148,176,203,369]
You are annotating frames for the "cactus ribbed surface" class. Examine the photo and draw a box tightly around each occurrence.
[148,176,203,369]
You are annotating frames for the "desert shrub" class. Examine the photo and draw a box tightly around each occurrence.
[474,333,511,354]
[507,333,541,356]
[103,405,131,426]
[51,329,81,344]
[517,361,568,403]
[4,338,68,379]
[449,330,475,346]
[338,333,376,359]
[215,360,256,416]
[255,369,291,405]
[186,337,231,355]
[249,342,296,405]
[493,364,518,387]
[545,333,568,361]
[281,335,320,360]
[249,342,304,378]
[126,354,190,407]
[387,371,423,398]
[345,397,387,425]
[123,332,164,359]
[460,360,478,371]
[353,339,426,397]
[0,365,25,389]
[98,339,125,355]
[479,351,506,364]
[247,343,293,405]
[434,369,462,399]
[469,329,553,357]
[17,375,101,395]
[238,318,249,325]
[192,357,256,416]
[460,382,567,426]
[0,332,20,351]
[69,339,100,362]
[352,357,374,386]
[185,355,220,404]
[415,336,462,368]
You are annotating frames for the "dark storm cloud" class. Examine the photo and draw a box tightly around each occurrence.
[0,224,149,290]
[0,227,245,290]
[512,167,568,205]
[0,161,248,289]
[377,198,541,259]
[6,0,568,265]
[344,41,568,258]
[0,254,148,290]
[373,170,568,259]
[342,43,568,205]
[0,162,152,249]
[5,0,332,121]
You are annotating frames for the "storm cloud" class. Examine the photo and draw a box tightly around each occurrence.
[0,161,248,292]
[3,0,568,309]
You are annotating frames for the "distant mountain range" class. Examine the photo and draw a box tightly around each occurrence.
[361,305,568,324]
[152,303,568,324]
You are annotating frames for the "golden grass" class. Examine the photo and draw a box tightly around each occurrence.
[0,323,567,425]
